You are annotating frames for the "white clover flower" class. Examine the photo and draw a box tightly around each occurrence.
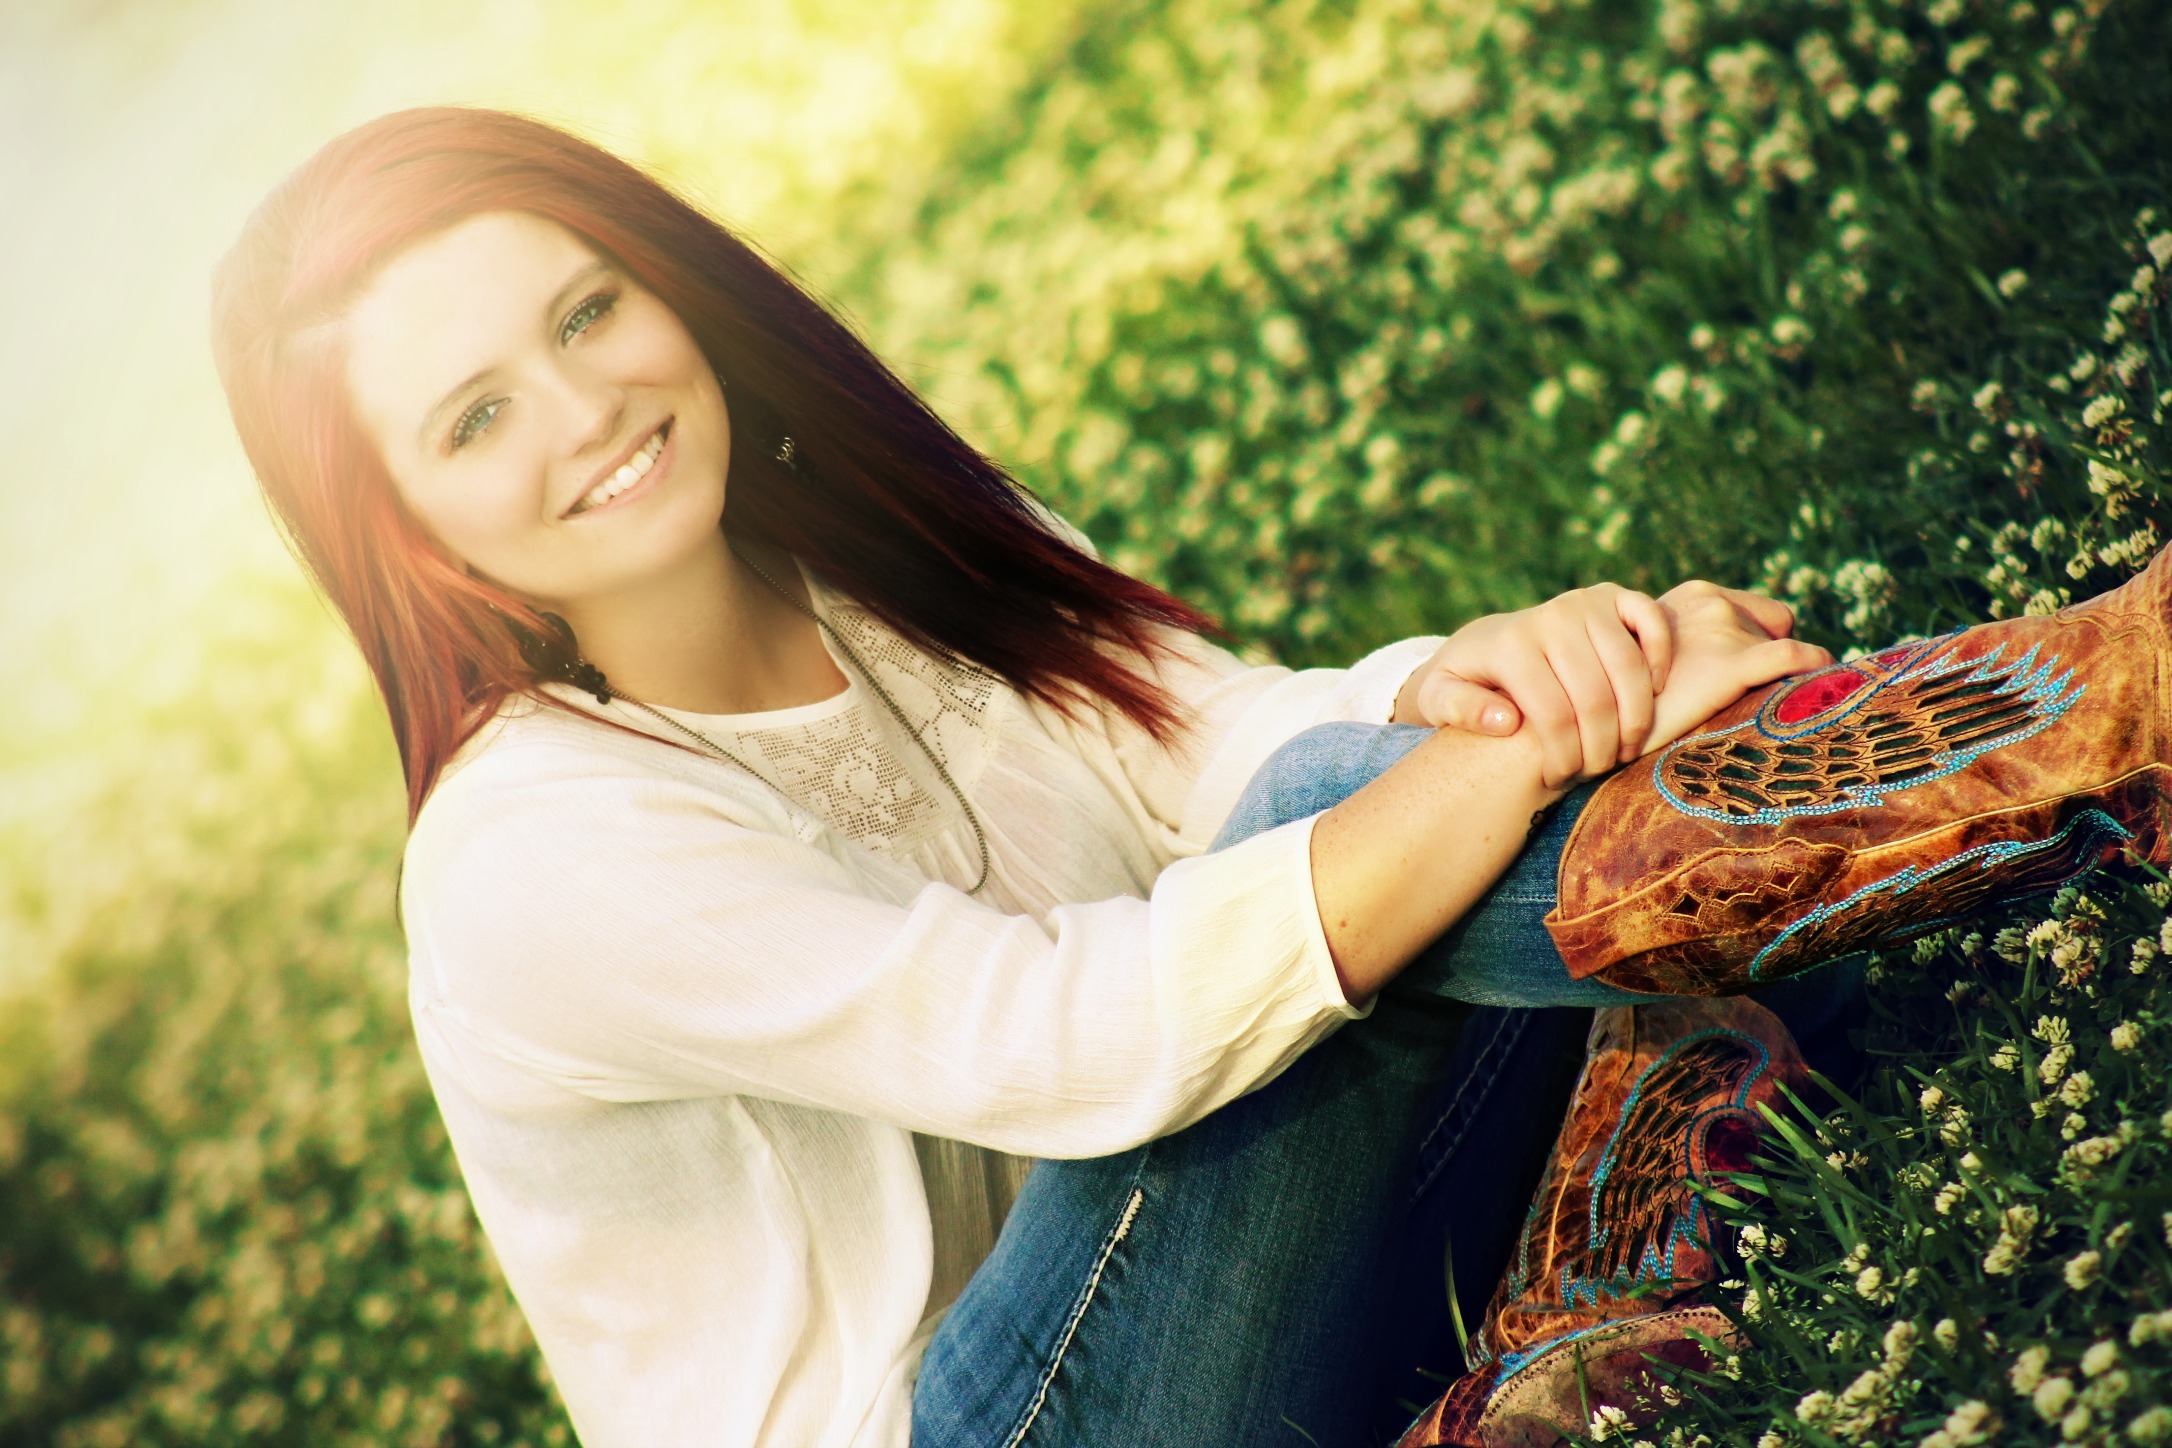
[1588,1402,1631,1440]
[2082,1341,2120,1377]
[2060,1072,2096,1108]
[2131,1405,2172,1445]
[2082,394,2126,429]
[2027,919,2065,949]
[2108,1222,2134,1251]
[1934,1318,1960,1349]
[1989,1044,2021,1071]
[2063,1111,2088,1140]
[1771,315,1811,348]
[1883,1320,1918,1372]
[2013,1345,2052,1394]
[1988,73,2023,112]
[1928,82,1976,141]
[1971,380,2006,417]
[2066,1251,2103,1290]
[1939,1107,1971,1146]
[1742,1286,1765,1321]
[2039,1043,2074,1085]
[1919,1084,1947,1114]
[2133,1308,2172,1346]
[1856,1264,1887,1299]
[1649,364,1689,406]
[1934,1182,1966,1215]
[1755,1434,1785,1448]
[1941,1400,1996,1446]
[2034,1376,2076,1420]
[2136,264,2160,293]
[1960,1151,1984,1173]
[1946,35,1991,73]
[2065,1134,2128,1170]
[1982,1238,2022,1275]
[2110,1022,2140,1051]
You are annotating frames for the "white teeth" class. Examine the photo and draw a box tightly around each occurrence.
[573,426,668,513]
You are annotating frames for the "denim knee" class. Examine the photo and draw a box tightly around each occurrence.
[1213,722,1434,851]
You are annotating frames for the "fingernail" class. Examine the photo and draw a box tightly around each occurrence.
[1483,706,1513,731]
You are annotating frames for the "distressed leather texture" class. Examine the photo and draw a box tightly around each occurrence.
[1546,545,2172,993]
[1397,998,1804,1448]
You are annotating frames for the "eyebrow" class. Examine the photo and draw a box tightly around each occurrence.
[414,258,617,447]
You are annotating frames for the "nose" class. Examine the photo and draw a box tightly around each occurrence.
[545,355,629,460]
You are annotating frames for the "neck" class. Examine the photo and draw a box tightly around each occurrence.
[551,531,845,714]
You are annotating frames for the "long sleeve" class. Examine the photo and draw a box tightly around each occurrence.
[403,728,1352,1161]
[1076,624,1444,858]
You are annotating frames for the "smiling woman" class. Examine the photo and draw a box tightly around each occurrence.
[206,106,1878,1448]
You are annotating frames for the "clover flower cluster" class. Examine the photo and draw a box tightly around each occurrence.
[1626,866,2171,1448]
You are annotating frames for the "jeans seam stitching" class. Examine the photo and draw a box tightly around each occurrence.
[1002,1177,1146,1448]
[1410,1012,1530,1202]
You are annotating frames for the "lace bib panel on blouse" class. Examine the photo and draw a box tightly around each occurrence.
[690,595,999,860]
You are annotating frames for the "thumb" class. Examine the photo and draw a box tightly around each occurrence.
[1734,637,1835,692]
[1418,674,1523,734]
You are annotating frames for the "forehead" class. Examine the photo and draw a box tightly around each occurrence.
[342,211,600,437]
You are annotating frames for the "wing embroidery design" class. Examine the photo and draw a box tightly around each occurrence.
[1572,1032,1766,1308]
[1654,635,2085,825]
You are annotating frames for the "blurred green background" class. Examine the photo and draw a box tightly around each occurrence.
[3,0,2169,1443]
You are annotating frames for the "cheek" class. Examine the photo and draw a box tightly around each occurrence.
[404,457,550,568]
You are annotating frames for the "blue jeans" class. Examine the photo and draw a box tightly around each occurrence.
[912,724,1859,1448]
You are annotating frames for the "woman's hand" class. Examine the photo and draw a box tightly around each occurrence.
[1640,581,1834,754]
[1393,583,1675,789]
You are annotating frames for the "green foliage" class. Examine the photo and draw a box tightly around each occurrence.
[0,591,566,1446]
[2,0,2169,1443]
[854,0,2172,667]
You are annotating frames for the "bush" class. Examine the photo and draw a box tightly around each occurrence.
[2,0,2167,1442]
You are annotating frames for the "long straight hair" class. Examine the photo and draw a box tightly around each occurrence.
[211,107,1214,822]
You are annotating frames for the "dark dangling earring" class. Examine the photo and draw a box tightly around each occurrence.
[511,609,614,706]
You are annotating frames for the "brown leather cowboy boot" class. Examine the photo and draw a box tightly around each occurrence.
[1545,543,2172,994]
[1396,998,1806,1448]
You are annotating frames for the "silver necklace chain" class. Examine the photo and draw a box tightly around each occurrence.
[597,547,992,895]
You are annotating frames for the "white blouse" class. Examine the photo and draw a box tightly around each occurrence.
[400,565,1440,1448]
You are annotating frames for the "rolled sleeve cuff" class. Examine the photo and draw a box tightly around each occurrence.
[1150,811,1370,1040]
[1337,635,1447,725]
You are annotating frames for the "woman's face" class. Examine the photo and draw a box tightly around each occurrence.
[342,210,732,609]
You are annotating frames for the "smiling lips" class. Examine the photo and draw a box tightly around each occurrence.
[567,421,670,516]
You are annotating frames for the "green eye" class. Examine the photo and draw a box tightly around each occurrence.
[452,397,504,450]
[560,290,617,345]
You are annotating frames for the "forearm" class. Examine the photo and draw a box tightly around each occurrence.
[1309,724,1567,1004]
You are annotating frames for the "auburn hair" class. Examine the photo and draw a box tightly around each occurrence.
[210,107,1214,823]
